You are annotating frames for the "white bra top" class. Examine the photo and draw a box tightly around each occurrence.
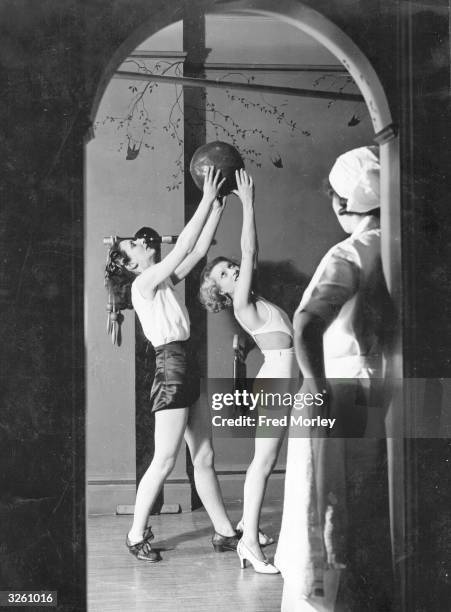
[234,297,293,340]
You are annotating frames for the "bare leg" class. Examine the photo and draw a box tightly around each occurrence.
[184,400,235,537]
[242,432,286,560]
[128,408,188,543]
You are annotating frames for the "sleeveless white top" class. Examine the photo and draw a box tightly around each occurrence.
[234,297,293,341]
[131,277,190,347]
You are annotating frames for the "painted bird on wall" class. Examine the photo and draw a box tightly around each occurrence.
[126,136,142,160]
[270,152,283,168]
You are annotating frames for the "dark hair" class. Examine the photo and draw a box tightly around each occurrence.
[104,227,162,310]
[104,240,135,310]
[135,226,161,261]
[199,256,238,313]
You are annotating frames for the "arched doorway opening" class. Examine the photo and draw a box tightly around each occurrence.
[86,1,403,609]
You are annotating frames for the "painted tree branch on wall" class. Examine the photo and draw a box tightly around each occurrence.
[95,58,363,190]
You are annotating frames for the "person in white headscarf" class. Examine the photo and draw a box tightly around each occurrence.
[276,146,394,611]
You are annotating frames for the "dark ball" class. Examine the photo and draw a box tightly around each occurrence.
[190,141,245,196]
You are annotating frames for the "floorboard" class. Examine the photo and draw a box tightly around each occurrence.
[88,501,284,612]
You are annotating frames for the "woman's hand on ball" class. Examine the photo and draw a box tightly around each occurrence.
[234,169,254,206]
[212,195,227,211]
[202,166,226,202]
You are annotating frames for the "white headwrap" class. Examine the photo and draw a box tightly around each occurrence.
[329,146,380,213]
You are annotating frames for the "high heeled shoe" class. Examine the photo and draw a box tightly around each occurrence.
[235,520,275,547]
[211,530,240,552]
[237,539,279,574]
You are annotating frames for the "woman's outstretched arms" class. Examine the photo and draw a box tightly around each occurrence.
[171,195,227,285]
[136,166,225,296]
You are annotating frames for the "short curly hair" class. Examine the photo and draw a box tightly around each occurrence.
[199,256,237,313]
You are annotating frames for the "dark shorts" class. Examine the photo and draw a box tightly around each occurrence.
[150,341,200,413]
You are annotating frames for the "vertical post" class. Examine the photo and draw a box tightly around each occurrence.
[183,3,208,511]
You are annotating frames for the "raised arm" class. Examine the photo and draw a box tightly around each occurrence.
[171,195,227,284]
[233,169,258,310]
[136,166,225,296]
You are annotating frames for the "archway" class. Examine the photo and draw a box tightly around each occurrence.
[89,0,401,346]
[87,1,403,609]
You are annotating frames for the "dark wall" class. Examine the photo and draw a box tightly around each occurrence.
[0,1,449,610]
[395,6,451,611]
[0,3,87,607]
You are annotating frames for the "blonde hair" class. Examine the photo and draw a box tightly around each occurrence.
[199,257,236,313]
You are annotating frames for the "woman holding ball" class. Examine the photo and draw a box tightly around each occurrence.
[105,166,239,562]
[199,169,299,574]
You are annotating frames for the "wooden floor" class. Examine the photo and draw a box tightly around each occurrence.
[88,501,284,612]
